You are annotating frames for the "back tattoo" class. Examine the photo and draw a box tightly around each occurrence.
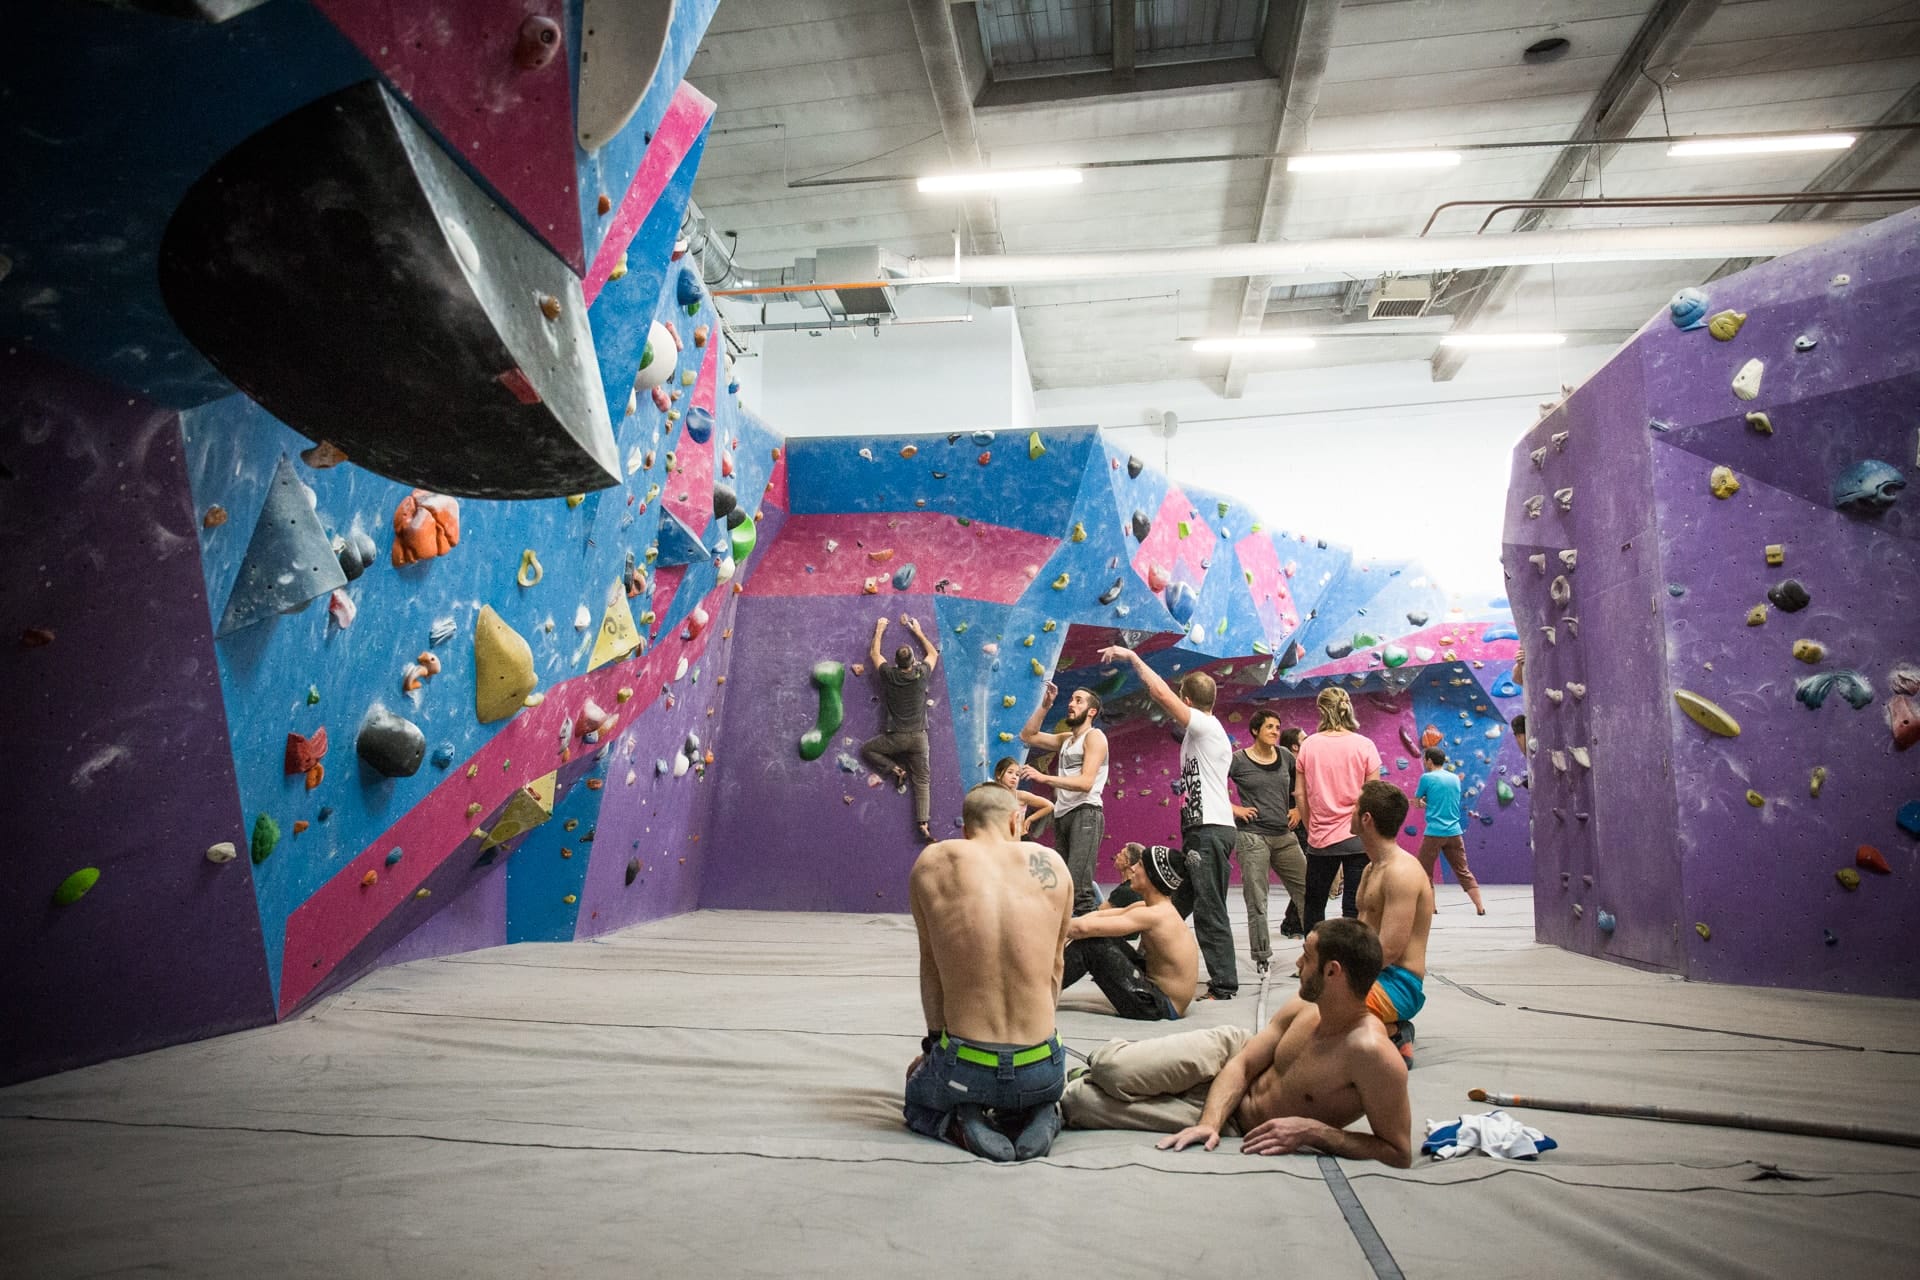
[1028,851,1059,889]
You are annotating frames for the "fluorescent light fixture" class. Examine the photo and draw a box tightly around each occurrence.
[916,168,1083,193]
[1286,150,1461,173]
[1667,133,1855,158]
[1191,336,1317,354]
[1437,333,1567,349]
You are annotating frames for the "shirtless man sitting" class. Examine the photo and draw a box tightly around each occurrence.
[1283,779,1432,1064]
[1059,917,1412,1168]
[904,782,1073,1162]
[1060,844,1198,1021]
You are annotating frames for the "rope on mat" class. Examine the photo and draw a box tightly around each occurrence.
[1318,1155,1405,1280]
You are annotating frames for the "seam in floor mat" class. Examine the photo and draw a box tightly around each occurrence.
[1429,973,1504,1006]
[1319,1155,1405,1279]
[1514,1006,1890,1051]
[1341,1163,1920,1200]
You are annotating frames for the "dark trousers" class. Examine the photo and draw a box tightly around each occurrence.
[860,729,930,824]
[1053,804,1106,915]
[1304,840,1368,930]
[1172,824,1238,997]
[1063,936,1178,1020]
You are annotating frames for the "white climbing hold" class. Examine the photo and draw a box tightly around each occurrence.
[674,656,689,681]
[1524,495,1544,518]
[1528,553,1547,574]
[1566,682,1587,700]
[1731,357,1764,400]
[574,604,592,630]
[1570,746,1592,769]
[1553,487,1573,512]
[206,841,238,863]
[1558,549,1577,571]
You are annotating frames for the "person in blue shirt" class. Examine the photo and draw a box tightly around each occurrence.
[1412,748,1485,915]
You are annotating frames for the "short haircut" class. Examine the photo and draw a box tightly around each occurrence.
[992,756,1019,779]
[1311,917,1384,997]
[961,781,1018,833]
[1511,713,1527,735]
[895,645,916,668]
[1356,779,1410,837]
[1422,746,1447,767]
[1249,709,1280,735]
[1278,727,1304,751]
[1179,672,1217,711]
[1115,841,1144,869]
[1075,688,1103,716]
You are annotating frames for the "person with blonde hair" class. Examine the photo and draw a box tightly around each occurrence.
[1295,687,1382,930]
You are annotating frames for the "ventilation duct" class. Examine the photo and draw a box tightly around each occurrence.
[1367,277,1432,319]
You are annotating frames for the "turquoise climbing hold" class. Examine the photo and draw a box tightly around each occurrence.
[798,661,847,761]
[892,563,916,591]
[1898,800,1920,839]
[385,847,404,866]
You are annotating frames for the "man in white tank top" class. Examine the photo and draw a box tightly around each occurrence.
[1019,683,1109,914]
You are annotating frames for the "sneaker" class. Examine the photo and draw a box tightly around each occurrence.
[1195,989,1235,1002]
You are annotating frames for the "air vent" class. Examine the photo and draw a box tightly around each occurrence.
[813,246,897,319]
[1367,277,1432,320]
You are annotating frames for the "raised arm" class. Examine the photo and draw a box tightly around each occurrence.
[1019,681,1068,751]
[1241,1042,1413,1168]
[1098,645,1190,727]
[869,616,888,672]
[1025,727,1107,794]
[904,614,939,672]
[908,859,945,1033]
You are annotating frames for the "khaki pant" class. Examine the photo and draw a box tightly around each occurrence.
[1061,1025,1252,1133]
[1234,830,1306,964]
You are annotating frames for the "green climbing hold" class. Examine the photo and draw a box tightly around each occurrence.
[250,814,280,865]
[730,515,758,563]
[1352,632,1380,649]
[52,867,99,906]
[1674,689,1740,738]
[1217,501,1230,517]
[954,622,969,634]
[1028,431,1046,460]
[1496,780,1515,806]
[1177,521,1191,538]
[306,685,320,706]
[1382,645,1409,669]
[797,661,846,761]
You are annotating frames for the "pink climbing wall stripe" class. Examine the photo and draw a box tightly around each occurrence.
[1291,621,1520,681]
[662,341,718,533]
[742,513,1061,602]
[276,585,728,1015]
[1130,487,1215,590]
[1234,531,1300,638]
[583,83,716,305]
[763,449,790,512]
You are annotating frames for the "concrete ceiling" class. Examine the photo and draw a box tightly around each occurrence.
[687,0,1920,397]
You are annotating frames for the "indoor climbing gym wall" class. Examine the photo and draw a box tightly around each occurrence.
[1,0,735,1085]
[705,429,1529,910]
[1503,207,1920,999]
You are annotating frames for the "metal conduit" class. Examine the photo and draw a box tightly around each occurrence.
[1417,190,1920,237]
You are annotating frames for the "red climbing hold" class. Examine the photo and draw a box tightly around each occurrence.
[20,627,54,648]
[285,728,328,776]
[1420,725,1443,749]
[977,451,991,466]
[1890,695,1919,751]
[1857,845,1892,874]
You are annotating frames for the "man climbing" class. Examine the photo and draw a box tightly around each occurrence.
[864,613,939,843]
[1060,844,1197,1020]
[1018,683,1109,914]
[1060,917,1413,1168]
[1274,780,1432,1065]
[1096,646,1238,1001]
[904,783,1073,1162]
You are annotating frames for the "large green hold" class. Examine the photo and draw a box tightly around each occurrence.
[1496,780,1515,806]
[730,514,758,564]
[798,661,846,761]
[251,813,281,865]
[53,867,100,906]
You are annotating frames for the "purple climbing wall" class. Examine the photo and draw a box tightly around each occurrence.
[1504,208,1920,996]
[0,352,276,1085]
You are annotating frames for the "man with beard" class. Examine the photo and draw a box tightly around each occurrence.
[1019,683,1109,915]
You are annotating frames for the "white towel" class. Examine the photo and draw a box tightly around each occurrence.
[1425,1110,1550,1160]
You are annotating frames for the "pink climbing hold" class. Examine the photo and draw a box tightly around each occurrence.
[1889,695,1919,751]
[1146,563,1171,592]
[513,14,562,70]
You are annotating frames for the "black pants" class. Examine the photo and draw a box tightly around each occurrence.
[1062,937,1177,1020]
[1304,839,1368,931]
[1171,823,1238,998]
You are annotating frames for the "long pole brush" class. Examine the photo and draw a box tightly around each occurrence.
[1468,1088,1920,1149]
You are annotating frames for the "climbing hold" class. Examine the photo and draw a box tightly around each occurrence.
[385,847,405,868]
[1042,620,1057,633]
[1028,431,1046,459]
[516,549,544,587]
[474,606,537,722]
[204,840,240,865]
[430,617,456,646]
[1694,922,1711,940]
[1746,790,1765,808]
[1794,333,1818,351]
[1002,695,1017,708]
[1745,411,1773,436]
[1098,579,1124,606]
[202,505,228,529]
[685,407,714,445]
[1523,495,1544,518]
[712,483,737,520]
[1791,639,1825,664]
[1746,604,1768,627]
[798,661,847,761]
[1796,670,1873,711]
[1146,563,1172,592]
[1558,549,1578,572]
[284,728,328,780]
[1706,309,1747,340]
[1668,287,1709,330]
[1496,779,1515,806]
[1763,544,1785,567]
[977,451,992,466]
[332,530,378,582]
[1325,640,1354,660]
[1382,645,1409,669]
[52,867,100,906]
[1571,746,1591,769]
[1069,521,1086,543]
[1597,911,1615,934]
[633,322,678,391]
[893,564,918,591]
[1709,467,1741,499]
[1126,455,1144,478]
[1130,510,1151,540]
[1549,575,1572,607]
[1898,800,1920,838]
[1831,459,1906,514]
[1731,358,1764,400]
[513,13,562,69]
[1810,766,1828,797]
[1890,695,1920,751]
[1050,572,1070,591]
[391,488,461,567]
[217,456,348,635]
[1835,868,1861,891]
[357,704,426,778]
[1667,584,1686,598]
[730,516,758,564]
[1674,689,1741,737]
[1767,579,1810,612]
[1858,845,1891,874]
[1164,581,1198,626]
[250,814,280,865]
[481,772,558,849]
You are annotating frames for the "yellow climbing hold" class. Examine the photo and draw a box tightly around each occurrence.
[1028,431,1046,460]
[1051,573,1070,590]
[1836,868,1861,891]
[1764,544,1784,565]
[609,253,628,281]
[562,893,577,905]
[565,494,586,508]
[1674,689,1741,738]
[1042,620,1056,632]
[481,771,557,849]
[1030,658,1045,676]
[1792,639,1825,664]
[1694,922,1712,940]
[616,687,634,703]
[1746,790,1764,807]
[517,549,544,587]
[466,802,481,818]
[1023,635,1035,647]
[1710,466,1740,499]
[1745,411,1773,435]
[474,605,537,723]
[1002,695,1017,707]
[1747,604,1767,626]
[998,731,1014,742]
[588,581,643,671]
[1810,766,1828,797]
[1707,309,1747,340]
[1070,522,1086,543]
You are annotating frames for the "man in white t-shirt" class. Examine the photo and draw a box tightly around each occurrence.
[1019,683,1109,914]
[1098,646,1238,1001]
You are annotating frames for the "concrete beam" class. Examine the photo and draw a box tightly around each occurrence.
[1429,0,1722,382]
[1111,0,1135,80]
[907,0,1013,308]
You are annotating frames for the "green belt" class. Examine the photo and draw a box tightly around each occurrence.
[940,1032,1056,1067]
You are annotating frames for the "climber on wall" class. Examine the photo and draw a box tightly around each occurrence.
[864,613,940,843]
[1017,683,1109,914]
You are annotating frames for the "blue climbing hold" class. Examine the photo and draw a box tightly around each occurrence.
[892,563,916,591]
[1796,670,1874,711]
[1490,671,1522,698]
[1669,287,1710,330]
[684,407,714,445]
[1898,800,1920,839]
[432,742,455,769]
[1597,911,1616,934]
[1831,459,1905,514]
[1481,625,1519,643]
[675,267,702,308]
[316,806,334,823]
[1164,581,1198,626]
[385,847,404,866]
[1395,757,1409,771]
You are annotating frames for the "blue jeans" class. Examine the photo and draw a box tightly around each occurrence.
[903,1033,1066,1140]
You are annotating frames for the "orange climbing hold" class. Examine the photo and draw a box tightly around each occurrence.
[292,820,309,836]
[1857,845,1891,874]
[361,870,378,887]
[391,489,461,566]
[1420,725,1443,749]
[202,505,228,529]
[305,764,324,791]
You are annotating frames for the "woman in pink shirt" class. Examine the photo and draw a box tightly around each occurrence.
[1296,688,1383,930]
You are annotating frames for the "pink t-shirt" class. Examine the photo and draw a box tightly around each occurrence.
[1297,730,1382,849]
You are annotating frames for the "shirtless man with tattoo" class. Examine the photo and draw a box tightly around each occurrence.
[904,783,1074,1161]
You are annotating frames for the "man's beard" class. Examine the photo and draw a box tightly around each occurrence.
[1065,708,1088,729]
[1299,969,1324,1003]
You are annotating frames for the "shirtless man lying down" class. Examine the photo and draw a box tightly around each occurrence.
[1059,917,1413,1167]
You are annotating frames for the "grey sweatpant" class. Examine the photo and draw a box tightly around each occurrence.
[1235,829,1306,965]
[1054,803,1105,915]
[860,730,930,825]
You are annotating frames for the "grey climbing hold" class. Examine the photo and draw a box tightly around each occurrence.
[430,616,457,645]
[1549,575,1572,606]
[1831,459,1905,514]
[1098,578,1124,605]
[713,483,737,519]
[333,530,378,581]
[1796,670,1874,712]
[1766,579,1811,613]
[892,563,917,591]
[1553,487,1573,512]
[217,456,348,636]
[1794,334,1817,352]
[1667,584,1686,597]
[1130,509,1151,541]
[1524,495,1544,518]
[356,703,426,777]
[1406,610,1428,627]
[1326,640,1354,660]
[1126,455,1143,479]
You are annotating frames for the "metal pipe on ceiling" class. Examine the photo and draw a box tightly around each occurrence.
[1414,190,1920,237]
